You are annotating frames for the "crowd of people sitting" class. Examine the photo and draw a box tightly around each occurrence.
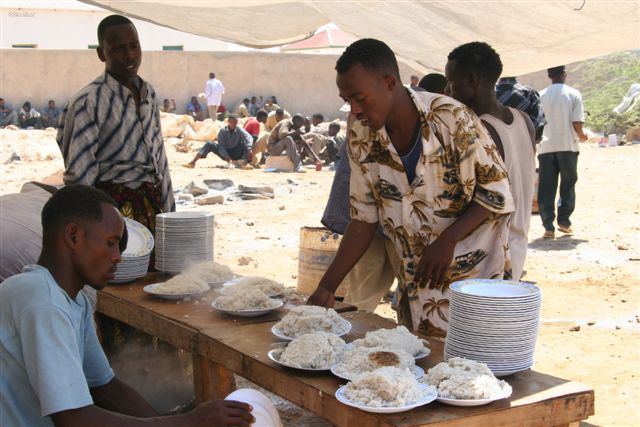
[0,98,62,129]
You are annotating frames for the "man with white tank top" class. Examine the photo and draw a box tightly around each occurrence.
[445,42,536,280]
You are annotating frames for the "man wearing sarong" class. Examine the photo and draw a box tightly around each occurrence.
[57,15,175,236]
[308,39,514,337]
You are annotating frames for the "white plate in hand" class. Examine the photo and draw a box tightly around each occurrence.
[211,299,284,317]
[143,283,209,300]
[435,388,512,406]
[271,322,352,341]
[335,384,437,413]
[331,364,424,381]
[267,347,332,372]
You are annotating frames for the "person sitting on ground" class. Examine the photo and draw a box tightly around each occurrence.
[0,184,255,427]
[267,114,306,171]
[261,96,281,113]
[445,42,536,280]
[235,98,251,118]
[185,114,254,168]
[0,97,19,127]
[244,110,268,144]
[18,102,43,129]
[41,100,62,128]
[245,111,270,166]
[186,96,205,121]
[160,98,176,113]
[321,122,346,164]
[248,96,261,116]
[418,73,448,94]
[264,107,291,131]
[302,113,332,159]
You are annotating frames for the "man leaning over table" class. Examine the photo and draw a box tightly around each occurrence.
[308,39,514,337]
[0,184,255,427]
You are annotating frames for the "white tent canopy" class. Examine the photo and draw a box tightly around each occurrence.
[81,0,639,76]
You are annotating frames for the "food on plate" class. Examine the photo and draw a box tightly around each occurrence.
[152,275,209,295]
[342,366,436,407]
[224,276,285,297]
[278,332,346,369]
[214,289,280,311]
[350,326,429,357]
[333,346,415,379]
[424,357,512,400]
[274,305,350,338]
[183,261,235,284]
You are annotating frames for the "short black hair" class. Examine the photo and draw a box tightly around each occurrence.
[41,184,119,245]
[209,72,215,78]
[23,101,31,108]
[243,98,250,103]
[329,122,341,131]
[335,38,400,78]
[275,108,284,116]
[270,96,279,104]
[256,110,268,120]
[312,113,324,121]
[447,42,503,85]
[418,73,448,94]
[547,66,566,78]
[227,114,238,121]
[292,114,304,124]
[97,14,134,46]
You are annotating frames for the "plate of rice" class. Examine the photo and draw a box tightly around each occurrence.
[348,326,430,359]
[335,367,437,413]
[331,347,424,381]
[271,305,351,340]
[181,261,235,285]
[424,357,512,406]
[267,332,346,371]
[219,276,285,297]
[212,289,283,317]
[143,279,210,300]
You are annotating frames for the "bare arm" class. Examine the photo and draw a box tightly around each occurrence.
[90,377,158,417]
[307,220,378,306]
[415,201,491,288]
[572,121,588,141]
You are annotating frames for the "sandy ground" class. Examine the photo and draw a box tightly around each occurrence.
[0,128,638,426]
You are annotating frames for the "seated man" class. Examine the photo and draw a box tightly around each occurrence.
[321,122,346,164]
[234,98,251,118]
[18,102,42,129]
[41,100,62,128]
[0,97,18,127]
[261,96,281,113]
[267,114,305,171]
[0,184,255,426]
[159,98,176,113]
[186,96,205,121]
[248,96,260,116]
[245,111,270,166]
[264,108,291,131]
[185,114,254,168]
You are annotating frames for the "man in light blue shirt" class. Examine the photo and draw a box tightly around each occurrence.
[0,182,254,425]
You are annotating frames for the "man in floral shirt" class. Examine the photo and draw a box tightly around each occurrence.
[308,39,514,337]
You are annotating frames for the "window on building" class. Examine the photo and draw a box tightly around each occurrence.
[88,44,98,49]
[162,45,183,51]
[12,44,37,48]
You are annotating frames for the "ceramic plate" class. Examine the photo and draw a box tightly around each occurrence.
[335,384,437,413]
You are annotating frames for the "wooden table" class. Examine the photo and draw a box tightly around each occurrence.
[97,273,594,426]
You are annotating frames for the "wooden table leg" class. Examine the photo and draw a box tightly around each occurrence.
[192,353,236,404]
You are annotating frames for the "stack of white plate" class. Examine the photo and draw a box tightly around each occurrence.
[154,212,214,273]
[445,279,541,376]
[110,218,154,284]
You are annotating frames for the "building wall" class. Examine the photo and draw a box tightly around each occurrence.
[0,49,420,119]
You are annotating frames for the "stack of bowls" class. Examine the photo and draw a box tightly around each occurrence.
[110,218,153,284]
[445,279,541,376]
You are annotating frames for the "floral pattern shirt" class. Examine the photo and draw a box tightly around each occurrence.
[347,89,514,336]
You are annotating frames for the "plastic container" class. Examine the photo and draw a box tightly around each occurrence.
[225,388,281,427]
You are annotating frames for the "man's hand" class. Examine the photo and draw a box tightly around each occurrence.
[414,236,456,289]
[307,286,335,308]
[191,400,254,427]
[246,151,253,162]
[578,133,588,142]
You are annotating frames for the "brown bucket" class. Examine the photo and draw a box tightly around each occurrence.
[297,227,350,297]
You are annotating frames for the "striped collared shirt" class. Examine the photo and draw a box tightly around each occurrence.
[496,78,546,130]
[57,72,175,212]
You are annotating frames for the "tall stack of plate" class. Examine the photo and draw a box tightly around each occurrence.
[110,218,154,284]
[155,212,214,273]
[445,279,541,376]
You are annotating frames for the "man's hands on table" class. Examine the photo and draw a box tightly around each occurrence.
[307,285,336,308]
[414,235,456,289]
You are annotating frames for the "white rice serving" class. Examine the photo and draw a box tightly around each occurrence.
[350,326,429,357]
[152,275,209,295]
[278,332,346,369]
[424,357,512,400]
[342,366,435,407]
[214,289,280,311]
[183,261,235,284]
[223,276,285,297]
[333,346,416,380]
[274,305,350,338]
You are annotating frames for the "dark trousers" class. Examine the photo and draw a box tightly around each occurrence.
[537,151,578,231]
[198,141,246,161]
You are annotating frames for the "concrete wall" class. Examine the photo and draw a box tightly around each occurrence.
[0,49,419,120]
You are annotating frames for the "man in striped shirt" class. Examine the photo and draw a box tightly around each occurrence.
[496,77,546,141]
[57,15,175,235]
